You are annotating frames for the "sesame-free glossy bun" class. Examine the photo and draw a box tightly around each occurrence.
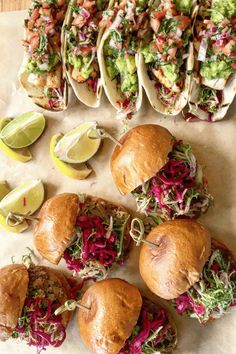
[78,278,142,354]
[0,264,29,341]
[139,219,211,299]
[0,264,71,341]
[34,193,79,264]
[110,124,174,195]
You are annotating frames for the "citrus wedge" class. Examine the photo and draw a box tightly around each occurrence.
[0,180,11,200]
[50,134,92,180]
[0,213,29,233]
[0,179,45,217]
[0,180,29,233]
[0,111,45,149]
[0,117,32,162]
[54,122,101,164]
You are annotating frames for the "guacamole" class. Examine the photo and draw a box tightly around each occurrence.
[200,60,234,80]
[211,0,236,22]
[161,63,179,83]
[104,36,138,96]
[27,53,60,74]
[175,0,192,14]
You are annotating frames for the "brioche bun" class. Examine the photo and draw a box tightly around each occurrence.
[110,124,174,195]
[34,193,79,264]
[0,264,71,341]
[34,193,131,265]
[78,278,142,354]
[0,264,29,341]
[139,219,211,299]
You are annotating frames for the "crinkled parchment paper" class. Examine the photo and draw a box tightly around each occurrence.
[0,10,236,354]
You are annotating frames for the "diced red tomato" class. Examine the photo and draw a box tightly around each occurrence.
[175,16,191,31]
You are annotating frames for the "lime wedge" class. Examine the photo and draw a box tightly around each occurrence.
[0,180,29,233]
[50,134,92,180]
[0,179,45,217]
[0,117,32,162]
[0,213,29,233]
[0,181,11,201]
[54,122,101,164]
[0,112,45,149]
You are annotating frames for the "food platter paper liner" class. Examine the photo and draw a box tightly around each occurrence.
[0,10,236,354]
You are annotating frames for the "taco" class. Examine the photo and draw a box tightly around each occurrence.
[19,0,68,111]
[139,0,196,115]
[98,0,149,118]
[63,0,112,108]
[188,0,236,121]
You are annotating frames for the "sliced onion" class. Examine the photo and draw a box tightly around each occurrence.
[198,38,208,62]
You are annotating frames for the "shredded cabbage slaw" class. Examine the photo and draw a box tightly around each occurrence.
[119,297,176,354]
[132,141,212,220]
[63,195,130,279]
[173,243,236,323]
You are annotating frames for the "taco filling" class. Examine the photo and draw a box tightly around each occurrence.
[141,0,193,106]
[190,0,236,119]
[173,242,236,324]
[63,195,131,279]
[119,298,177,354]
[65,0,109,92]
[132,140,212,220]
[101,0,149,115]
[22,0,68,110]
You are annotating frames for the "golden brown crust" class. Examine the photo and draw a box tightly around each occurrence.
[110,124,174,195]
[0,264,29,341]
[139,220,211,300]
[78,278,142,354]
[34,193,131,265]
[34,193,79,264]
[29,265,72,327]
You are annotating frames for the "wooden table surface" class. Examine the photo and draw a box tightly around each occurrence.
[0,0,31,12]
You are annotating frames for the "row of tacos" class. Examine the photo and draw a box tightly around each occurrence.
[19,0,236,121]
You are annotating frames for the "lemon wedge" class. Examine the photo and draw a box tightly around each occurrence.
[0,179,45,217]
[50,134,92,180]
[0,180,29,233]
[0,112,45,149]
[54,122,101,164]
[0,117,32,163]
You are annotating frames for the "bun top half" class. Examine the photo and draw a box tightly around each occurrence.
[110,124,174,194]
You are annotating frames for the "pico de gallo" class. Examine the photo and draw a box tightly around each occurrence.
[65,0,110,93]
[189,0,236,120]
[101,0,150,116]
[140,0,193,106]
[23,0,68,110]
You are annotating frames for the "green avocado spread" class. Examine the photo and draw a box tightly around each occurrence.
[211,0,236,22]
[200,60,234,80]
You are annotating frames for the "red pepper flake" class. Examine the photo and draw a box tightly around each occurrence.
[23,197,27,207]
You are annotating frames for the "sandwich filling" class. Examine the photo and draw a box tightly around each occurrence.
[23,0,68,109]
[63,195,130,279]
[173,242,236,323]
[132,140,212,220]
[65,0,109,92]
[119,298,177,354]
[12,265,68,353]
[141,0,193,107]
